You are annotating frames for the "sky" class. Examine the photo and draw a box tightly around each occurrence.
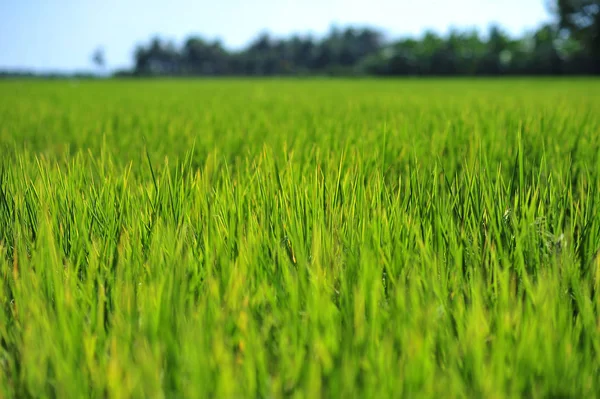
[0,0,553,73]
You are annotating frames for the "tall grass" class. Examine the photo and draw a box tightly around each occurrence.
[0,79,599,397]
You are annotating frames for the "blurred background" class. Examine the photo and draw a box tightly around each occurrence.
[0,0,598,77]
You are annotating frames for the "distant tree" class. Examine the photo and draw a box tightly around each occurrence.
[91,47,105,72]
[243,33,279,75]
[416,31,445,74]
[285,35,315,73]
[532,24,563,74]
[551,0,600,70]
[134,37,182,76]
[456,29,487,74]
[121,13,599,77]
[182,37,230,75]
[478,25,512,74]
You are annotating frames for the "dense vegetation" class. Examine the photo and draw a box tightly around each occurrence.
[2,1,598,78]
[0,79,599,397]
[127,24,597,77]
[125,0,600,77]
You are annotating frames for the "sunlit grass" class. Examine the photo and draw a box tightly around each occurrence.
[0,78,599,397]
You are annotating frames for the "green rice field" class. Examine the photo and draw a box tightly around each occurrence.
[1,79,600,398]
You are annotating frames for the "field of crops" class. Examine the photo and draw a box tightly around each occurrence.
[1,79,599,397]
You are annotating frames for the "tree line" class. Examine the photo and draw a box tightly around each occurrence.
[1,0,596,78]
[122,1,599,77]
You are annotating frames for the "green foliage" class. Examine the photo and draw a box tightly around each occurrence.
[554,0,600,62]
[0,79,600,397]
[128,21,599,77]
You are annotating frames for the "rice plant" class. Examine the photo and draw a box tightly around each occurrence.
[0,78,599,398]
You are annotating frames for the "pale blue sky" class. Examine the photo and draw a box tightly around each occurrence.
[0,0,552,72]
